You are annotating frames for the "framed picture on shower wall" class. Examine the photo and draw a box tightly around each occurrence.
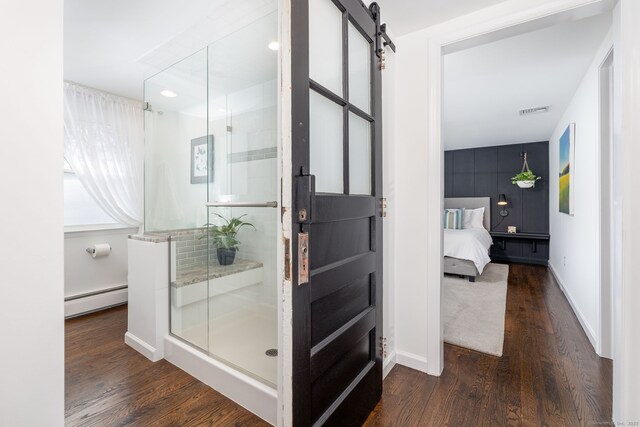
[559,123,575,215]
[191,135,215,184]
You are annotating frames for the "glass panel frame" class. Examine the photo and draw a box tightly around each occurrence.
[309,89,344,193]
[348,21,371,114]
[348,112,372,195]
[309,0,344,96]
[308,3,375,196]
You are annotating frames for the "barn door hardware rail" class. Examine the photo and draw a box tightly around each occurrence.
[369,2,396,70]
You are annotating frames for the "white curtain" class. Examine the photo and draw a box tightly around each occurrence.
[64,82,144,227]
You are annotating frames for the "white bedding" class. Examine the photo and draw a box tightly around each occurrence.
[444,228,493,274]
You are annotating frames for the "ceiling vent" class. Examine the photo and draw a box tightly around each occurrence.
[519,106,550,116]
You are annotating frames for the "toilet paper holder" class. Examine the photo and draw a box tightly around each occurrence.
[86,245,112,255]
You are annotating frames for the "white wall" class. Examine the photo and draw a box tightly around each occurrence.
[391,0,640,423]
[613,1,640,423]
[0,0,64,425]
[548,29,613,350]
[64,228,135,297]
[381,35,397,376]
[64,227,136,316]
[393,30,432,373]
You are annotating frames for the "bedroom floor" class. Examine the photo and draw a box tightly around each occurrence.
[364,263,613,426]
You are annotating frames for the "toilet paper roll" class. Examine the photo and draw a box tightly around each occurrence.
[91,243,111,258]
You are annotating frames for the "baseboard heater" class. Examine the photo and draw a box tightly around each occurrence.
[64,285,128,319]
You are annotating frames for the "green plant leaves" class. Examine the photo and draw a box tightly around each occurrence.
[511,170,541,184]
[201,214,256,250]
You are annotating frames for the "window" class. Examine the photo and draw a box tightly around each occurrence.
[64,159,120,228]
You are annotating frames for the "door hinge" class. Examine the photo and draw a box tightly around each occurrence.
[298,232,309,286]
[380,197,388,217]
[378,336,387,358]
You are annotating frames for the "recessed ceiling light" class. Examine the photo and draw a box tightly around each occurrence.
[268,41,280,51]
[160,89,178,98]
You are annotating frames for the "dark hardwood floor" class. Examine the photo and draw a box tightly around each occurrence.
[365,263,613,427]
[66,263,611,426]
[65,305,269,427]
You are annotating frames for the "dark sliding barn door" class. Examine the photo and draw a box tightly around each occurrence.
[291,0,389,425]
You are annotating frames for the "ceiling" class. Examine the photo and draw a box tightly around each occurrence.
[375,0,510,36]
[443,12,611,151]
[64,0,276,101]
[65,0,514,100]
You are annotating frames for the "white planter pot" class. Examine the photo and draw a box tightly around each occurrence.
[516,180,535,189]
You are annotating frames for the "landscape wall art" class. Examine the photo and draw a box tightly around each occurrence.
[559,123,575,215]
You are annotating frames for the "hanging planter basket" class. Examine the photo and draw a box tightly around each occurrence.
[511,152,541,188]
[516,180,536,189]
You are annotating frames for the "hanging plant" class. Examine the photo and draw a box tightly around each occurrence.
[512,152,542,188]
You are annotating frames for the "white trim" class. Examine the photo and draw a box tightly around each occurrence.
[417,0,616,381]
[383,352,397,379]
[614,1,640,422]
[395,350,429,373]
[64,224,138,236]
[278,0,293,426]
[64,286,128,318]
[164,335,277,426]
[596,45,615,360]
[548,262,597,350]
[124,332,161,362]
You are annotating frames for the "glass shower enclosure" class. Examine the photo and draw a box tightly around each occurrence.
[143,12,279,388]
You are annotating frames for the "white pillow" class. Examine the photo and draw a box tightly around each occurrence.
[463,207,485,229]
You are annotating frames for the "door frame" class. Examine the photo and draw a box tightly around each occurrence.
[279,0,295,425]
[597,47,614,360]
[412,0,639,423]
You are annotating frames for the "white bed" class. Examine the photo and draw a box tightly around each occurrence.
[443,197,493,281]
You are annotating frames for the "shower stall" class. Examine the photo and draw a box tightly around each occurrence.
[137,8,280,422]
[126,0,390,424]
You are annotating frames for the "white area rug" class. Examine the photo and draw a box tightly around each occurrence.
[443,263,509,357]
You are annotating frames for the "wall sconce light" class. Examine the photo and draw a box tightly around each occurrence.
[498,194,509,217]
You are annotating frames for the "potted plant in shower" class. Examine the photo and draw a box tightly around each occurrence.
[203,214,255,266]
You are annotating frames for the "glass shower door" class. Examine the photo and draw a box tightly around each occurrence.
[205,12,279,387]
[144,11,278,388]
[144,48,211,352]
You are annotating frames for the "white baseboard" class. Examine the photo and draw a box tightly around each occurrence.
[164,335,277,425]
[65,286,127,318]
[395,350,429,373]
[383,351,397,379]
[124,332,162,362]
[548,262,597,351]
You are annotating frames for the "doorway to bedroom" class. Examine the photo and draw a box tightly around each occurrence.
[440,8,615,425]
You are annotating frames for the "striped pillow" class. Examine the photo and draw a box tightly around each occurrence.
[444,209,464,230]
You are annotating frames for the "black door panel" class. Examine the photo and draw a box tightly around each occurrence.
[291,0,386,425]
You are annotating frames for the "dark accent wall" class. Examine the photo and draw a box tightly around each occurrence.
[445,141,549,264]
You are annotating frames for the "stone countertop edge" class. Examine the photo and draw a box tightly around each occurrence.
[128,228,208,243]
[172,260,264,288]
[128,233,169,243]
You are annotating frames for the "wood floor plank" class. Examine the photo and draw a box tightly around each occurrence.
[66,263,611,426]
[65,305,269,427]
[365,263,612,427]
